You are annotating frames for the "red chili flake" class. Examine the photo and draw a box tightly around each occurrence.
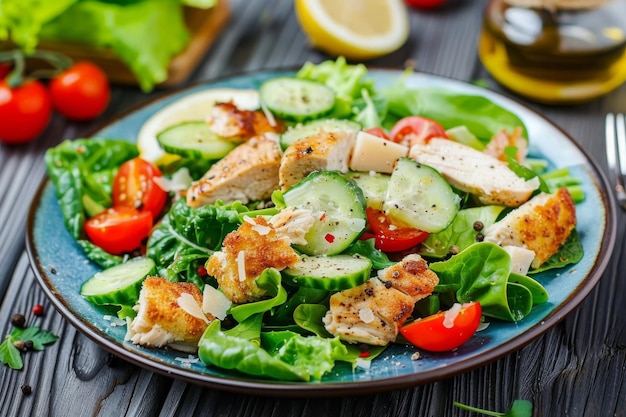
[197,265,208,277]
[32,304,44,316]
[324,233,335,243]
[319,213,326,221]
[359,351,371,358]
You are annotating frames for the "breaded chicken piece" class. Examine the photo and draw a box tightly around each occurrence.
[186,136,282,208]
[206,217,300,304]
[127,276,214,352]
[484,187,576,269]
[279,130,357,191]
[409,138,540,207]
[376,254,439,303]
[323,254,439,346]
[206,102,285,142]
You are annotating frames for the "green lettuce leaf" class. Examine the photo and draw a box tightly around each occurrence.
[39,0,190,91]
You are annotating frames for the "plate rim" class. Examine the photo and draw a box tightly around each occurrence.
[25,68,618,397]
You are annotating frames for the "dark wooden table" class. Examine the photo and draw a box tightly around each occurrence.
[2,0,626,415]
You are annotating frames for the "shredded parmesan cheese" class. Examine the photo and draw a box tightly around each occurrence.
[443,303,463,328]
[177,293,210,324]
[153,168,193,192]
[237,250,247,282]
[202,285,232,320]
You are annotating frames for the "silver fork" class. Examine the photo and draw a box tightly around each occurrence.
[605,112,626,210]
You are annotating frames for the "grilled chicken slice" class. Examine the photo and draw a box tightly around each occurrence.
[323,254,439,346]
[484,187,576,269]
[186,136,282,207]
[127,276,214,352]
[279,130,357,191]
[206,101,285,142]
[409,138,540,207]
[205,216,300,304]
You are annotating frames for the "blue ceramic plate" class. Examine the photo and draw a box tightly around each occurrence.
[26,70,616,397]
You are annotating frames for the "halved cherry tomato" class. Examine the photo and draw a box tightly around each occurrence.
[400,302,482,352]
[364,127,390,140]
[365,207,429,252]
[84,206,153,255]
[389,116,447,146]
[49,61,110,121]
[112,157,168,220]
[0,79,52,144]
[0,64,12,79]
[404,0,446,9]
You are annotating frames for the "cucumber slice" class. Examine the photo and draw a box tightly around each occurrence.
[80,256,155,306]
[283,254,372,290]
[156,121,237,160]
[260,77,335,122]
[383,157,460,233]
[345,171,390,211]
[279,118,361,151]
[282,171,367,256]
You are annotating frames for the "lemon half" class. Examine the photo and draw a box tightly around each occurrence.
[137,88,260,164]
[295,0,410,60]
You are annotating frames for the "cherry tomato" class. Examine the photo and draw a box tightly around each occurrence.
[404,0,446,9]
[389,116,447,146]
[0,79,52,144]
[364,127,390,140]
[85,206,153,255]
[400,302,482,352]
[365,207,429,252]
[112,157,168,220]
[49,61,110,121]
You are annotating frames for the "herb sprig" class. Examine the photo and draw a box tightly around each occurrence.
[0,326,59,370]
[454,400,533,417]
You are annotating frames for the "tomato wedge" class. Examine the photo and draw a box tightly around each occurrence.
[112,157,168,219]
[389,116,447,146]
[84,206,153,255]
[365,207,429,252]
[400,302,482,352]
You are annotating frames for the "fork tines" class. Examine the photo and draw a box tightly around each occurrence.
[605,112,626,209]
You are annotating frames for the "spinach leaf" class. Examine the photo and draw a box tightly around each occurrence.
[44,138,138,238]
[381,84,528,144]
[530,229,584,274]
[77,239,123,270]
[293,304,331,337]
[430,242,537,321]
[146,198,245,285]
[268,286,329,326]
[344,238,396,269]
[419,205,506,259]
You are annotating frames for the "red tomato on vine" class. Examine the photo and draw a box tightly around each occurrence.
[0,79,52,144]
[49,61,110,121]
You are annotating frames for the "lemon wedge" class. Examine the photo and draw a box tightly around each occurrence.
[295,0,410,60]
[137,88,260,164]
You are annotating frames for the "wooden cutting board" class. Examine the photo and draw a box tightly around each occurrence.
[31,0,231,88]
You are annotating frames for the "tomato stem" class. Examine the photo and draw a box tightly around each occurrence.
[0,49,74,87]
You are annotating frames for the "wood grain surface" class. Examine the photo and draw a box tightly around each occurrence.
[1,0,626,416]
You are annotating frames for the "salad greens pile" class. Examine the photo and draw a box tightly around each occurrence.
[44,58,585,381]
[0,0,217,91]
